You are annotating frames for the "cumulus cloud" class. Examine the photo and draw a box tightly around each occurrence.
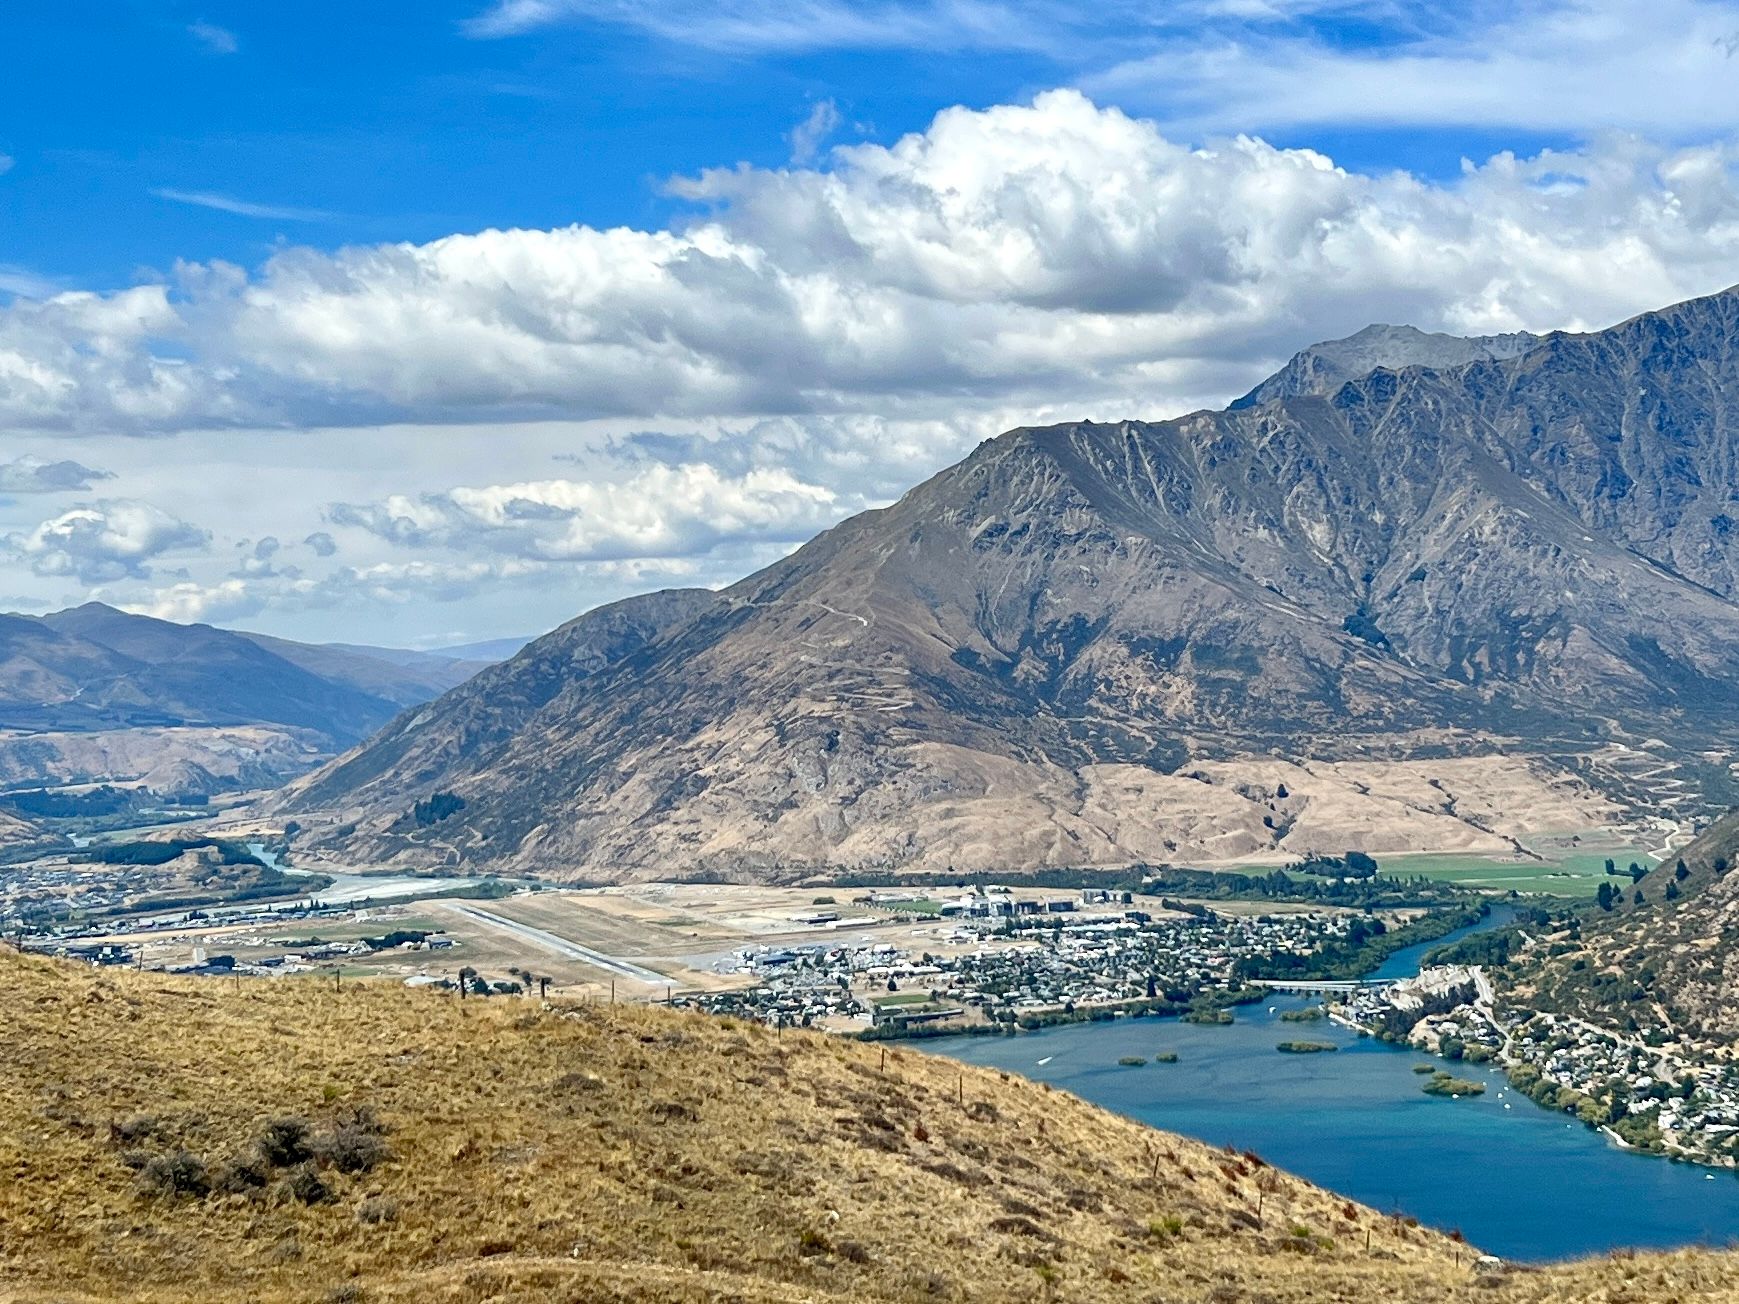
[329,463,849,562]
[5,500,208,584]
[0,456,113,493]
[12,91,1739,444]
[303,530,338,557]
[134,577,264,624]
[0,284,229,427]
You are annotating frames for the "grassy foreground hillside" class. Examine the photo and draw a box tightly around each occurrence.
[4,952,1738,1304]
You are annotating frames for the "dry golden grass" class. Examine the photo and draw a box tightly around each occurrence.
[4,948,1739,1303]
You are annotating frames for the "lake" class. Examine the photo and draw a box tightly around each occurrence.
[930,911,1739,1261]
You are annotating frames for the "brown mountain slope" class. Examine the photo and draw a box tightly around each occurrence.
[283,287,1739,879]
[4,949,1738,1303]
[0,807,66,861]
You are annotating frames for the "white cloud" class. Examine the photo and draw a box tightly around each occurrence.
[188,22,239,54]
[1090,0,1739,137]
[133,577,263,623]
[789,99,842,165]
[0,284,226,427]
[0,265,64,300]
[329,462,849,562]
[463,1,1739,141]
[126,557,572,625]
[10,91,1739,444]
[151,188,329,222]
[461,0,1085,49]
[6,500,208,584]
[0,456,113,493]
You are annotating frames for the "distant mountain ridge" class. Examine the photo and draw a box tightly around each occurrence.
[285,286,1739,879]
[0,604,487,795]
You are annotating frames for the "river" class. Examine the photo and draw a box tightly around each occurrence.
[930,909,1739,1261]
[252,843,478,906]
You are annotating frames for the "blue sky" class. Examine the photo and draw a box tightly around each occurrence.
[0,0,1591,291]
[4,1,1739,645]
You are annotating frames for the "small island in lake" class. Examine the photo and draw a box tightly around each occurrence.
[1117,1055,1147,1067]
[1182,1008,1234,1025]
[1279,1007,1325,1022]
[1422,1071,1486,1097]
[1153,1051,1179,1063]
[1276,1040,1338,1054]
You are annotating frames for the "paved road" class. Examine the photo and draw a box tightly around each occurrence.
[443,902,668,985]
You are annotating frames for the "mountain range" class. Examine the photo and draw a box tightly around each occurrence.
[0,604,490,797]
[278,285,1739,880]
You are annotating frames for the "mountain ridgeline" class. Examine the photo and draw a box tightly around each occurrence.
[0,604,489,799]
[288,286,1739,879]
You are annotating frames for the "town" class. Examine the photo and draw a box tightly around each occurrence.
[677,887,1427,1036]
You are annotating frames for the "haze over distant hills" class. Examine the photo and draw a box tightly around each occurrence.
[0,603,488,798]
[425,635,534,663]
[278,286,1739,880]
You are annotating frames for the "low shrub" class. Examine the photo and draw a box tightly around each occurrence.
[258,1117,314,1167]
[281,1163,333,1206]
[137,1150,209,1199]
[318,1123,389,1174]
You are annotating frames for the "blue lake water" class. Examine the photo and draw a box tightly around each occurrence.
[929,911,1739,1261]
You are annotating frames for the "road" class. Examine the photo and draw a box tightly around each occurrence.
[441,901,668,985]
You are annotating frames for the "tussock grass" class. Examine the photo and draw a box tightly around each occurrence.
[4,949,1739,1302]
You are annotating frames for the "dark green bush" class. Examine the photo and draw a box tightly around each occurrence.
[137,1150,209,1199]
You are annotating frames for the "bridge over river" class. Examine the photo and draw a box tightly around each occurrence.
[1248,977,1401,995]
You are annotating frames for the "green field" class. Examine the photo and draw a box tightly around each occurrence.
[1216,842,1658,897]
[1367,847,1656,896]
